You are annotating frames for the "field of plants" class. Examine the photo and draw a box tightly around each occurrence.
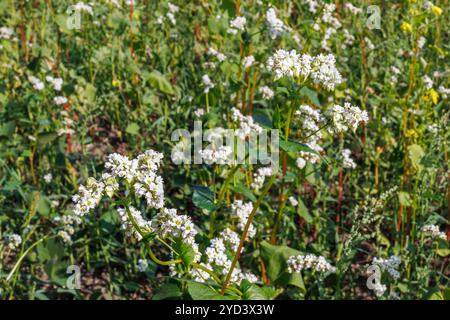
[0,0,448,301]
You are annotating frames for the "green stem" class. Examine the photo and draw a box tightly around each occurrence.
[220,175,276,294]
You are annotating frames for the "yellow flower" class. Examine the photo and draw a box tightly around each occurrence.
[112,79,121,87]
[431,5,442,16]
[401,22,412,33]
[428,89,439,105]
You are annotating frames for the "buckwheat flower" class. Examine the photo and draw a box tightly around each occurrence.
[72,178,105,216]
[136,259,149,272]
[101,173,119,198]
[153,208,198,246]
[6,234,22,250]
[305,0,320,13]
[423,75,433,90]
[194,108,205,117]
[373,282,387,297]
[29,76,44,91]
[438,85,450,99]
[58,230,72,244]
[373,255,401,280]
[296,157,306,169]
[259,86,274,100]
[104,153,138,183]
[207,47,226,62]
[231,107,263,139]
[341,148,357,169]
[328,103,368,133]
[297,149,321,168]
[202,74,215,93]
[421,224,446,240]
[287,254,336,273]
[321,3,341,28]
[345,3,362,15]
[391,66,401,75]
[251,166,273,191]
[231,200,256,238]
[219,228,241,252]
[74,2,94,15]
[310,54,342,91]
[267,49,311,80]
[265,7,287,39]
[288,196,298,207]
[242,55,255,69]
[117,206,153,241]
[53,96,68,105]
[167,2,179,13]
[133,171,165,209]
[0,27,14,40]
[199,146,232,165]
[228,16,246,34]
[46,76,63,91]
[417,36,426,49]
[43,173,53,183]
[166,12,176,25]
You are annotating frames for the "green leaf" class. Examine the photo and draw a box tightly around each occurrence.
[174,240,196,266]
[408,144,425,172]
[0,121,15,137]
[37,132,58,146]
[144,70,175,95]
[192,186,215,212]
[398,191,412,207]
[299,86,321,106]
[260,241,305,290]
[152,283,183,300]
[296,198,313,224]
[424,286,444,300]
[187,282,235,300]
[230,183,256,202]
[241,280,282,300]
[126,122,140,135]
[279,139,319,155]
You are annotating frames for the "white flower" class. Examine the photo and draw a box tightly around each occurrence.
[251,166,273,191]
[194,108,205,117]
[153,208,198,248]
[6,234,22,250]
[265,7,287,39]
[421,224,446,240]
[296,157,306,169]
[202,74,215,93]
[46,76,63,91]
[167,2,179,13]
[231,200,256,238]
[73,2,94,15]
[242,55,255,69]
[423,75,433,90]
[0,27,14,40]
[137,259,149,272]
[417,36,426,49]
[328,103,368,133]
[341,148,356,169]
[117,206,153,241]
[345,3,362,15]
[373,255,401,280]
[208,47,226,62]
[29,76,44,91]
[43,173,53,183]
[259,86,274,100]
[310,53,342,91]
[231,107,263,139]
[287,254,336,273]
[228,16,246,34]
[288,196,298,207]
[53,96,68,105]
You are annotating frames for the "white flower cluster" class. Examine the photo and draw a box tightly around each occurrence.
[321,3,341,28]
[259,85,274,100]
[267,50,342,91]
[231,107,263,139]
[288,196,298,207]
[328,102,368,133]
[202,74,215,93]
[341,148,357,169]
[287,254,336,273]
[207,47,226,62]
[421,224,446,240]
[166,2,179,25]
[242,55,255,69]
[199,145,232,165]
[54,213,82,244]
[345,3,362,15]
[251,166,273,191]
[117,206,153,241]
[228,16,246,34]
[6,234,22,250]
[153,208,198,248]
[74,2,94,15]
[231,200,256,238]
[46,76,63,91]
[0,27,14,40]
[423,75,433,90]
[53,96,68,105]
[265,7,288,39]
[43,173,53,183]
[373,255,401,280]
[136,259,148,272]
[29,76,44,91]
[196,228,257,284]
[294,105,324,169]
[305,0,320,13]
